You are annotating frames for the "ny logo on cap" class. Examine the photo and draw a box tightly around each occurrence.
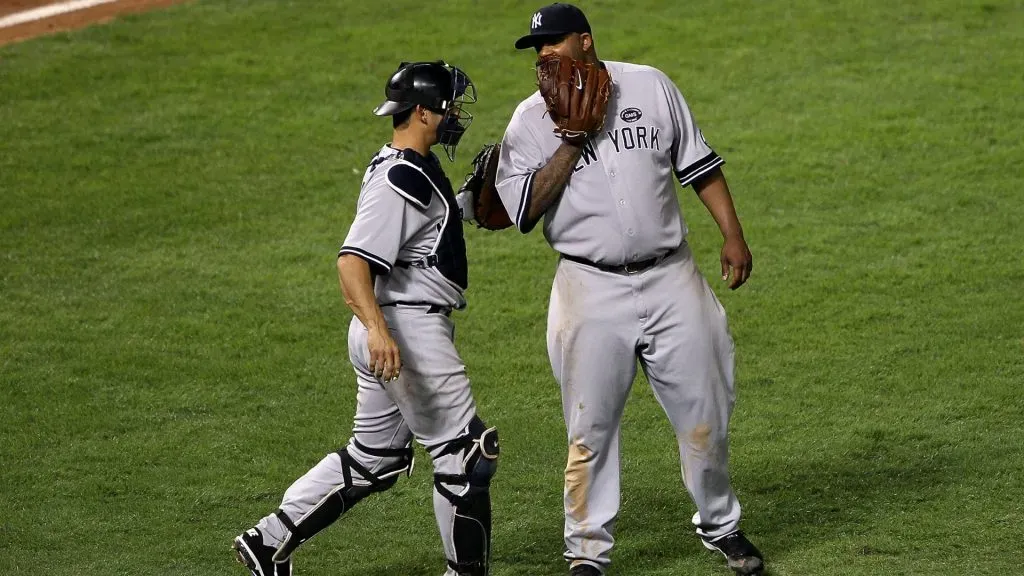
[531,12,543,29]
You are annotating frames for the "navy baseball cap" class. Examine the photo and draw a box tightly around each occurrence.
[514,3,592,50]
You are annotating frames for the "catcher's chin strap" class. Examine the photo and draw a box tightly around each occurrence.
[432,416,500,576]
[271,440,414,563]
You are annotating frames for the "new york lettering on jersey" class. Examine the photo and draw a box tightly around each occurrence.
[571,123,661,173]
[496,60,723,266]
[340,145,469,310]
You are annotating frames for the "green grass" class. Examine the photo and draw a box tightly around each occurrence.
[2,1,1023,574]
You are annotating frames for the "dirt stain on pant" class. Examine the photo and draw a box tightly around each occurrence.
[678,422,713,471]
[565,439,595,522]
[689,423,712,452]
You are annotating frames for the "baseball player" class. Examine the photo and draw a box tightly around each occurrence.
[232,61,499,576]
[489,3,764,575]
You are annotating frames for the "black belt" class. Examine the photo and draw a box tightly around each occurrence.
[560,247,677,275]
[380,301,451,316]
[395,255,438,269]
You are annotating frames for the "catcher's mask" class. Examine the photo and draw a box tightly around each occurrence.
[374,61,477,161]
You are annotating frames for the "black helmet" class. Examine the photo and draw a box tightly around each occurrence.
[374,61,476,161]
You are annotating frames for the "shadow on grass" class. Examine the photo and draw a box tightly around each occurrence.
[614,427,957,574]
[490,519,567,576]
[747,428,955,553]
[360,555,449,576]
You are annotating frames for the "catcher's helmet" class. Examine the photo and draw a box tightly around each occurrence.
[374,61,476,161]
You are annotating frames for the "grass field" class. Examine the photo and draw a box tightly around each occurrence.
[2,1,1023,575]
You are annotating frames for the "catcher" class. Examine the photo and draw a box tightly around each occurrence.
[463,3,764,576]
[233,61,499,576]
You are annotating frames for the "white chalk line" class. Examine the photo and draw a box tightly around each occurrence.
[0,0,120,29]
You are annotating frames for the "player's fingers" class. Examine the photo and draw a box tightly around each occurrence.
[392,348,402,377]
[721,256,729,282]
[729,265,743,289]
[384,345,401,382]
[382,357,394,382]
[369,347,382,376]
[736,269,749,289]
[732,258,752,289]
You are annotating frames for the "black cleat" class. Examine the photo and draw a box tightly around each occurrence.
[233,528,292,576]
[701,530,764,575]
[569,564,603,576]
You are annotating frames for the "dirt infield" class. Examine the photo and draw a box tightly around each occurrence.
[0,0,188,46]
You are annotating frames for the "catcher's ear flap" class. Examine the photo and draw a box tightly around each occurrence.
[385,161,435,210]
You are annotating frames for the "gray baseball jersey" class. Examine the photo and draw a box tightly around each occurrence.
[340,144,469,310]
[496,60,723,264]
[496,61,743,572]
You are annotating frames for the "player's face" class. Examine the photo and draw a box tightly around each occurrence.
[536,32,591,62]
[423,108,444,141]
[411,106,443,143]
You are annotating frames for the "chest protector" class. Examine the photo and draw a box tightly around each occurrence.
[384,149,468,290]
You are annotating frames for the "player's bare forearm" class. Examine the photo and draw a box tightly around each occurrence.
[694,168,753,289]
[337,254,402,380]
[694,168,744,240]
[526,140,584,222]
[337,255,387,332]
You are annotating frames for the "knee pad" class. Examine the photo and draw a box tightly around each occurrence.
[432,416,499,576]
[273,441,413,562]
[433,416,499,499]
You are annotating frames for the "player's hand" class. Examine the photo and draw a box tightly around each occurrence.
[367,326,402,382]
[720,234,753,290]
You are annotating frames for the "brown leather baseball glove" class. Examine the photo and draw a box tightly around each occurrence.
[536,54,612,144]
[458,143,512,230]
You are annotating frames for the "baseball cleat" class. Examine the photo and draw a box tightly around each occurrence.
[233,528,292,576]
[702,530,764,575]
[569,563,603,576]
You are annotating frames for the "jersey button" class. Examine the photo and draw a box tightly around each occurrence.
[627,228,635,236]
[618,199,626,206]
[610,170,617,177]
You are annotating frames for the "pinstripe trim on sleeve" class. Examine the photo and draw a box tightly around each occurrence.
[515,171,539,234]
[338,246,392,275]
[675,151,724,187]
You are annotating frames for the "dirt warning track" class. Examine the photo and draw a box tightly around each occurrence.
[0,0,188,46]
